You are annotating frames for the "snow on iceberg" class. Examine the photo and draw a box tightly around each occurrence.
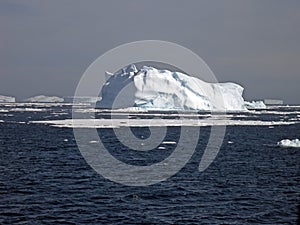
[24,95,64,103]
[244,100,267,109]
[0,95,15,103]
[97,64,247,111]
[277,139,300,148]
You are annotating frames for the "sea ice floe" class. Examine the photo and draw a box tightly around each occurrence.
[30,117,299,128]
[249,110,300,115]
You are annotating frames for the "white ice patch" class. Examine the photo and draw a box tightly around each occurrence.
[277,139,300,148]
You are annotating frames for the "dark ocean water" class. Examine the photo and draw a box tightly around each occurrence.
[0,104,299,224]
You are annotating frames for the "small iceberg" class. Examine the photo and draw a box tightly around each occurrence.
[0,95,15,103]
[24,95,64,103]
[244,100,266,109]
[277,139,300,148]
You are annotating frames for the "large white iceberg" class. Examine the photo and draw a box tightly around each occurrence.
[24,95,64,103]
[0,95,15,103]
[277,139,300,148]
[97,65,247,111]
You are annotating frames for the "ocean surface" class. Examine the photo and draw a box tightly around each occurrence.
[0,103,299,224]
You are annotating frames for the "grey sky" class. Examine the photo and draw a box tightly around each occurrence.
[1,0,299,103]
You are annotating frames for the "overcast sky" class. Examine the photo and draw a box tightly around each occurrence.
[1,0,299,103]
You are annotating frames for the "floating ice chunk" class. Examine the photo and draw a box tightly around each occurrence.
[162,141,177,145]
[277,139,300,148]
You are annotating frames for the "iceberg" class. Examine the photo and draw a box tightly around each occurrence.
[97,64,247,111]
[277,139,300,148]
[0,95,15,103]
[24,95,64,103]
[244,100,267,109]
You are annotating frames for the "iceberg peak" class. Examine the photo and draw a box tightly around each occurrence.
[115,64,138,78]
